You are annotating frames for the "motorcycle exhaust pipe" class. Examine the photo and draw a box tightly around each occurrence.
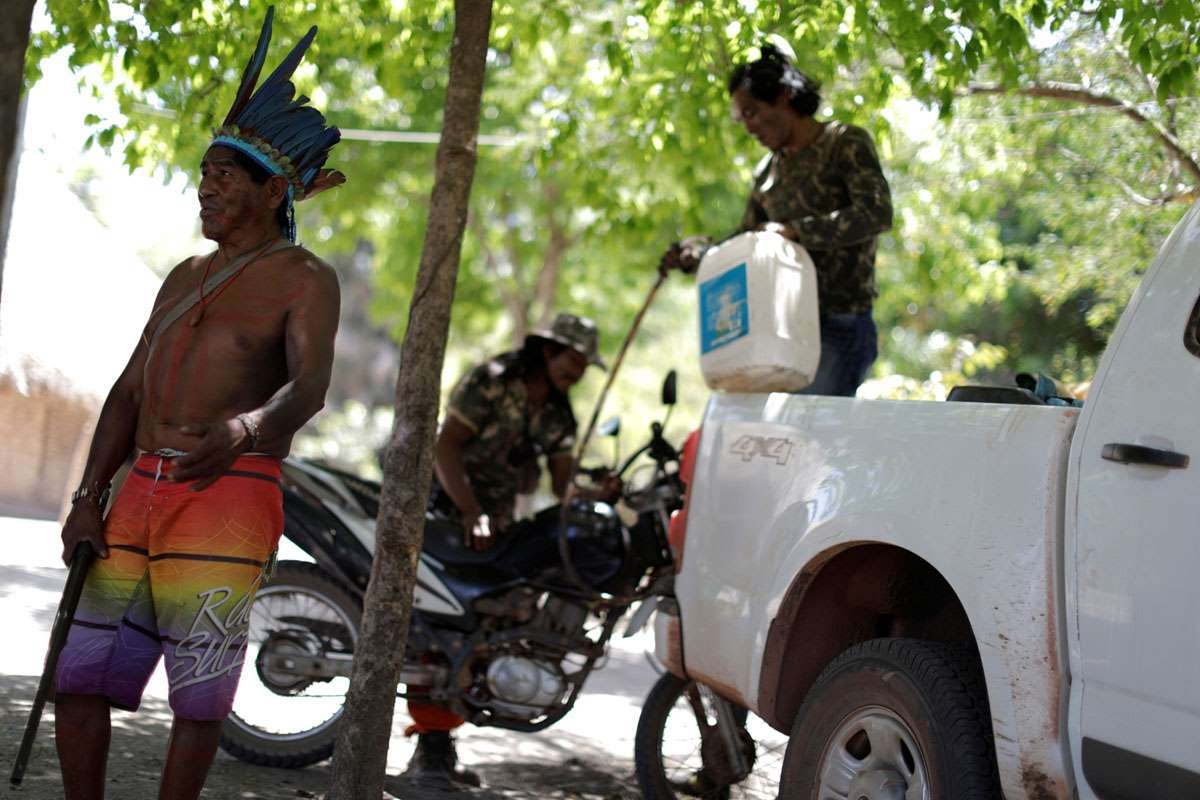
[262,652,446,686]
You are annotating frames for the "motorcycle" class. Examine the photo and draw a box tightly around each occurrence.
[218,372,684,768]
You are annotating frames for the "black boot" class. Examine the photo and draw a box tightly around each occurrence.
[403,731,482,789]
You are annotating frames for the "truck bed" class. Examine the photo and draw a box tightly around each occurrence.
[675,392,1080,795]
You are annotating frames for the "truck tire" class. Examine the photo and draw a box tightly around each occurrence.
[220,561,361,768]
[779,637,1001,799]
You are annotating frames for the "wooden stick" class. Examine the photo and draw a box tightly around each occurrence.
[571,272,667,476]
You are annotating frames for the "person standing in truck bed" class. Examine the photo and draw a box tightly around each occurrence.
[661,42,893,397]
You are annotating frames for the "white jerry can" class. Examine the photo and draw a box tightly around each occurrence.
[696,230,821,393]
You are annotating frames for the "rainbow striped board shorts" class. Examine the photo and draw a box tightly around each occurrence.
[55,452,283,721]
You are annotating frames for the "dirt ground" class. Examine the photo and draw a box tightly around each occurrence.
[0,517,786,800]
[0,675,640,800]
[0,518,648,800]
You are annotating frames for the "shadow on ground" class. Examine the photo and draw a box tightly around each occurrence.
[0,676,639,799]
[0,565,66,628]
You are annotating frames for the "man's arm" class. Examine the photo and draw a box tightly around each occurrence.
[58,259,201,564]
[772,126,893,249]
[517,459,540,494]
[171,254,340,488]
[740,178,770,232]
[59,339,147,563]
[548,452,574,499]
[660,156,771,275]
[550,453,622,504]
[434,414,485,537]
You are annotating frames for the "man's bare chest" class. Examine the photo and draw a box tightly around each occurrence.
[147,277,291,370]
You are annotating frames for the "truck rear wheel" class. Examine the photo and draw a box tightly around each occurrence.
[779,637,1001,799]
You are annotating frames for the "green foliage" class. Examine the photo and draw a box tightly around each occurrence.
[25,0,1200,418]
[871,13,1198,393]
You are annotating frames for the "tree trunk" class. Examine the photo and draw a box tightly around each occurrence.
[532,221,568,330]
[0,0,37,310]
[325,1,493,797]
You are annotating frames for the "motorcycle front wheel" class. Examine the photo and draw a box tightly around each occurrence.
[635,672,787,800]
[220,560,361,768]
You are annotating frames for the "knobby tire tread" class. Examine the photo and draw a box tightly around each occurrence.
[219,561,361,769]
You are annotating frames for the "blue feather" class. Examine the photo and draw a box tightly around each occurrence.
[272,115,322,153]
[239,82,296,132]
[223,7,274,127]
[246,25,317,114]
[295,129,340,174]
[217,9,340,204]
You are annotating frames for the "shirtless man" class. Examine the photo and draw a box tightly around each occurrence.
[52,10,343,799]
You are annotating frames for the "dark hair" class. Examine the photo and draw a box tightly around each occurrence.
[517,336,571,404]
[520,336,568,370]
[229,149,290,231]
[727,43,821,118]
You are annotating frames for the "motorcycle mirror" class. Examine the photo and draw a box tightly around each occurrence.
[598,416,621,470]
[598,416,621,438]
[661,370,677,406]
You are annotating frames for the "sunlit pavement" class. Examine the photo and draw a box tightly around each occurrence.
[1,516,668,798]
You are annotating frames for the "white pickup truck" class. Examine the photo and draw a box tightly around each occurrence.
[650,203,1200,799]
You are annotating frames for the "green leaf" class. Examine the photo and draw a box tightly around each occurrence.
[19,0,1199,398]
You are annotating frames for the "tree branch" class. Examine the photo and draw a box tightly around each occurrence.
[531,181,570,329]
[1057,144,1197,206]
[533,224,568,330]
[470,209,528,342]
[502,222,530,297]
[965,81,1200,186]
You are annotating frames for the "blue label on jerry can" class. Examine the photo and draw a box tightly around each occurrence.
[699,263,749,354]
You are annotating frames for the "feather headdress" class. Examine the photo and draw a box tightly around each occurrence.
[211,6,343,241]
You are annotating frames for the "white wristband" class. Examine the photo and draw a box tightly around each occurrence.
[236,413,260,450]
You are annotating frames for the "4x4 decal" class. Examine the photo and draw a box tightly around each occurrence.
[729,435,794,465]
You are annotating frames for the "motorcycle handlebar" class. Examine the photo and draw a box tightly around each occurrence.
[613,421,678,479]
[560,425,682,603]
[577,465,616,482]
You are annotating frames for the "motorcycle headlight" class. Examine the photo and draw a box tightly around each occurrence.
[560,501,627,591]
[564,499,621,544]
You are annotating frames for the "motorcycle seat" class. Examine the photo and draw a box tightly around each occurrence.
[422,508,622,590]
[421,514,522,574]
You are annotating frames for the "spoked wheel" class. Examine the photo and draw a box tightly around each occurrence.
[635,672,787,799]
[220,561,361,768]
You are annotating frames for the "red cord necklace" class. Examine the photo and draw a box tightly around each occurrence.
[188,236,280,326]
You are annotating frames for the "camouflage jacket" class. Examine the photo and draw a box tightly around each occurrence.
[442,351,577,519]
[741,121,893,314]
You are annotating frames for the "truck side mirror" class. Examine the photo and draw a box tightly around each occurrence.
[662,370,677,407]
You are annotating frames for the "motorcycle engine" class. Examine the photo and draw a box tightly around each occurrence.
[485,656,566,719]
[535,594,589,636]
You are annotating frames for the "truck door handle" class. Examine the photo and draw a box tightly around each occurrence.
[1101,443,1189,469]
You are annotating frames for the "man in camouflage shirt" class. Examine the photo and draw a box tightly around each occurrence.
[404,312,606,788]
[431,312,605,546]
[662,43,893,396]
[437,349,576,525]
[432,309,604,546]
